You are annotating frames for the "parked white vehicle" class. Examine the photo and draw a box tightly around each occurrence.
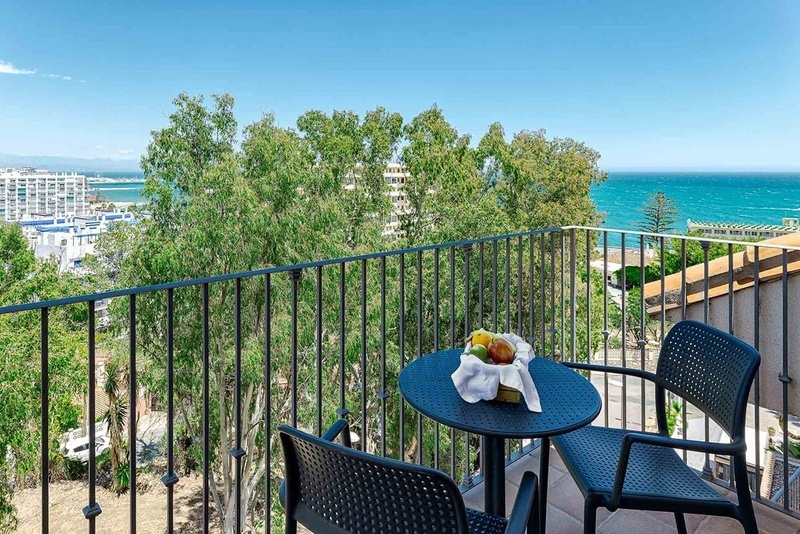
[60,436,110,463]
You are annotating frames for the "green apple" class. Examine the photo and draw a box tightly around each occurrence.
[469,344,490,362]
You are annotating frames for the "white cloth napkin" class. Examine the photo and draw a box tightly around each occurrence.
[451,333,541,412]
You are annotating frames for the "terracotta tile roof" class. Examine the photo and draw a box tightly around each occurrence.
[643,233,800,315]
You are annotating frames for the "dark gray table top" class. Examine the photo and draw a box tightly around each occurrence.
[398,349,601,439]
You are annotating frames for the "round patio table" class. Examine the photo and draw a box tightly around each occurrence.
[399,348,601,533]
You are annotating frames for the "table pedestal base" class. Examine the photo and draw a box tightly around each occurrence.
[482,435,506,517]
[539,437,550,533]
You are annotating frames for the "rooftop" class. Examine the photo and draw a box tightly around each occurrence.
[643,232,800,314]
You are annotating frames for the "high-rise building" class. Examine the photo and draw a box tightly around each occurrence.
[0,167,89,222]
[383,162,411,237]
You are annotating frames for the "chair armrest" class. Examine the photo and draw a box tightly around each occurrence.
[562,361,657,383]
[321,418,352,447]
[505,471,538,534]
[609,432,745,510]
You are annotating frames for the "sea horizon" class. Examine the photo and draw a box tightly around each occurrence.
[84,170,800,239]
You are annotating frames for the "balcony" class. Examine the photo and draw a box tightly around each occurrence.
[2,226,799,533]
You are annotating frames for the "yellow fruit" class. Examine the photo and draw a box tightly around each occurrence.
[469,328,494,348]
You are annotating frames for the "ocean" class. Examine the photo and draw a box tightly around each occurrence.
[89,171,800,235]
[592,172,800,233]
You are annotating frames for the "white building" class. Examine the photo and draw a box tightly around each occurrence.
[0,167,89,222]
[687,218,800,240]
[22,213,137,271]
[343,163,413,237]
[383,163,412,237]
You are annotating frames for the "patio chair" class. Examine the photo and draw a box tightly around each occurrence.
[279,419,540,533]
[551,320,761,534]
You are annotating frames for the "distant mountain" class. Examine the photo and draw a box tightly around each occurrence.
[0,153,141,173]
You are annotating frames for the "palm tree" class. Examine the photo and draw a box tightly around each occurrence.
[103,357,128,494]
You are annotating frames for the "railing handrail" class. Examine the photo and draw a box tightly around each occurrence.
[0,227,561,315]
[565,225,800,252]
[3,224,799,316]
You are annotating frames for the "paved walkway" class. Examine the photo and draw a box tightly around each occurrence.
[462,443,800,534]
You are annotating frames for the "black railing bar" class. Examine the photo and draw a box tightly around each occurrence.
[416,251,423,465]
[316,266,323,437]
[659,236,667,437]
[338,263,346,413]
[165,287,177,533]
[263,275,271,533]
[517,236,523,334]
[728,244,734,336]
[434,248,441,470]
[753,247,761,500]
[234,278,244,534]
[41,307,49,534]
[479,242,485,331]
[701,242,712,479]
[528,235,534,339]
[603,231,609,427]
[289,271,300,428]
[680,239,688,461]
[0,229,564,315]
[780,249,790,511]
[360,259,368,454]
[493,240,498,333]
[560,231,565,361]
[504,238,511,460]
[380,257,387,457]
[539,233,545,357]
[563,225,800,251]
[586,229,591,381]
[569,229,576,363]
[620,233,627,431]
[450,246,456,349]
[399,253,406,460]
[548,232,554,359]
[639,235,646,432]
[86,300,100,531]
[517,236,524,454]
[660,236,666,344]
[129,295,137,534]
[505,238,511,334]
[463,243,472,481]
[449,246,456,477]
[202,283,210,532]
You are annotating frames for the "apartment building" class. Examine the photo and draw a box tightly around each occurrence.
[0,167,89,222]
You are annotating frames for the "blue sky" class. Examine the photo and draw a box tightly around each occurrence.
[1,1,798,170]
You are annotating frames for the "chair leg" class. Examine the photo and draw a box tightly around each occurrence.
[674,513,687,534]
[285,518,298,534]
[738,505,759,534]
[732,455,759,534]
[583,501,597,534]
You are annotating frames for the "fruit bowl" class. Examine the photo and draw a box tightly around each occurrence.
[459,330,535,404]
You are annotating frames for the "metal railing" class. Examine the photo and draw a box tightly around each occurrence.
[1,225,798,533]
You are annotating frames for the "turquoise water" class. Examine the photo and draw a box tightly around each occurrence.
[591,172,800,233]
[90,171,800,235]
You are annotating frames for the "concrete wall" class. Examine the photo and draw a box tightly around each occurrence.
[666,275,800,417]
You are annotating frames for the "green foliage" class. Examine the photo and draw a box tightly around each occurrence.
[0,258,90,529]
[665,399,682,438]
[635,191,679,241]
[613,264,662,289]
[0,224,35,288]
